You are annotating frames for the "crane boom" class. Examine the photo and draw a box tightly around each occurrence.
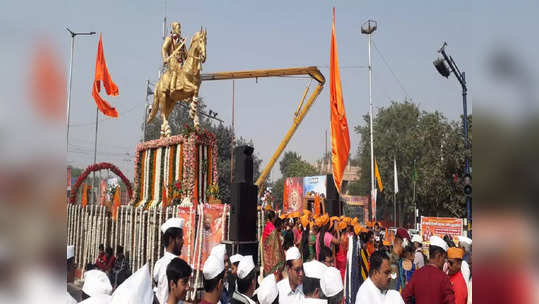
[200,66,326,194]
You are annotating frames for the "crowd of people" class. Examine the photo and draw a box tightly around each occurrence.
[66,208,472,304]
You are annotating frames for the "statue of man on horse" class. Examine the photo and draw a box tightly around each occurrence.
[147,23,207,137]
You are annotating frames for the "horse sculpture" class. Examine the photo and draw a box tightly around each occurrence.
[147,28,207,137]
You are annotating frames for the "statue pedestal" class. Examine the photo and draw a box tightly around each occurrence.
[132,132,218,209]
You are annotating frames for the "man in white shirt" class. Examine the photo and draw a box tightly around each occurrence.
[458,236,472,286]
[153,218,185,304]
[277,247,304,304]
[411,235,425,269]
[302,260,328,303]
[355,251,404,304]
[230,255,257,304]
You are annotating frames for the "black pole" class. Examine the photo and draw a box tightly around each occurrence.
[461,73,472,237]
[440,46,472,237]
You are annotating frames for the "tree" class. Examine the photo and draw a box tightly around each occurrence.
[354,101,471,226]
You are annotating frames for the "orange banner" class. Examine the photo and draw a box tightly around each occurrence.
[421,216,463,241]
[197,204,228,270]
[283,177,303,214]
[178,207,196,265]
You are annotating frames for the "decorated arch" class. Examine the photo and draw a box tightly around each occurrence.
[69,162,133,205]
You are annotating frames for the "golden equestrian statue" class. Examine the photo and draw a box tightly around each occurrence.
[147,25,207,137]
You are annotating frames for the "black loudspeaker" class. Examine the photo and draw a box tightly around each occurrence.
[326,199,340,217]
[326,174,339,201]
[236,242,259,266]
[325,174,340,216]
[229,183,258,241]
[233,145,254,184]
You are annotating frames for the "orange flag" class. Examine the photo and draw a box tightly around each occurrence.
[29,39,66,122]
[330,7,350,193]
[162,183,169,209]
[112,187,121,220]
[92,33,119,118]
[81,183,88,208]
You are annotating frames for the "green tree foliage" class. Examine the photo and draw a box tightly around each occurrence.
[271,151,319,209]
[355,101,471,225]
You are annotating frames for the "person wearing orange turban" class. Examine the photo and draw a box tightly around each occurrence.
[447,247,468,304]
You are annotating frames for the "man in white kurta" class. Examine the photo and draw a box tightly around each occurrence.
[277,247,304,304]
[153,218,185,304]
[355,251,404,304]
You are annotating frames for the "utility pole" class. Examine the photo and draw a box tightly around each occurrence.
[361,20,377,221]
[65,28,96,152]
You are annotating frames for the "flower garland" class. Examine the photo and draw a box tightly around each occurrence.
[69,162,132,205]
[132,131,218,208]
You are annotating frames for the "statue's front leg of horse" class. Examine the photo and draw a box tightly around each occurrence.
[189,89,200,131]
[158,90,171,138]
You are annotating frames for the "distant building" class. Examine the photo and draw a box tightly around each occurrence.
[316,159,360,190]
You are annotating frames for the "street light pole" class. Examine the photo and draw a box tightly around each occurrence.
[361,20,377,221]
[434,42,472,237]
[65,28,96,152]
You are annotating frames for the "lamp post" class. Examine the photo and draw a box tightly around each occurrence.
[65,28,96,152]
[361,20,377,221]
[433,42,472,237]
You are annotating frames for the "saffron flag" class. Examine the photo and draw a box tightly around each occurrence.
[162,183,169,209]
[92,33,119,118]
[81,183,88,208]
[112,187,121,220]
[330,7,351,193]
[99,180,107,206]
[375,158,383,192]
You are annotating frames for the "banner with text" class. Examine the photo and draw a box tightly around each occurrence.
[421,216,463,241]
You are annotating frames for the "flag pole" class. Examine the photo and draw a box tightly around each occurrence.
[361,20,377,221]
[93,107,99,204]
[394,157,397,227]
[412,159,418,229]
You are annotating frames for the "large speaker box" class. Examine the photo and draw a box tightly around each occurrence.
[326,174,339,201]
[229,182,258,241]
[233,145,254,184]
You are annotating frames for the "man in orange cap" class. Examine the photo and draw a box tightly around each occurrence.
[447,247,468,304]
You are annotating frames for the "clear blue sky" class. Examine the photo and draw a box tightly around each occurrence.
[1,0,537,180]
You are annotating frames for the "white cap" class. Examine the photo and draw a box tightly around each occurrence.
[67,245,75,260]
[285,246,301,261]
[255,274,278,304]
[303,260,327,279]
[237,255,255,279]
[111,263,153,304]
[411,234,423,244]
[429,236,448,252]
[457,236,472,246]
[210,243,226,261]
[82,270,112,297]
[160,218,184,233]
[79,294,112,304]
[320,267,343,297]
[230,254,243,264]
[203,255,225,280]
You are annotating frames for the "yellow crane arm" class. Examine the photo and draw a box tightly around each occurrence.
[200,66,326,194]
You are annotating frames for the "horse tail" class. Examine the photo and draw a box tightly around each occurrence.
[146,86,159,124]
